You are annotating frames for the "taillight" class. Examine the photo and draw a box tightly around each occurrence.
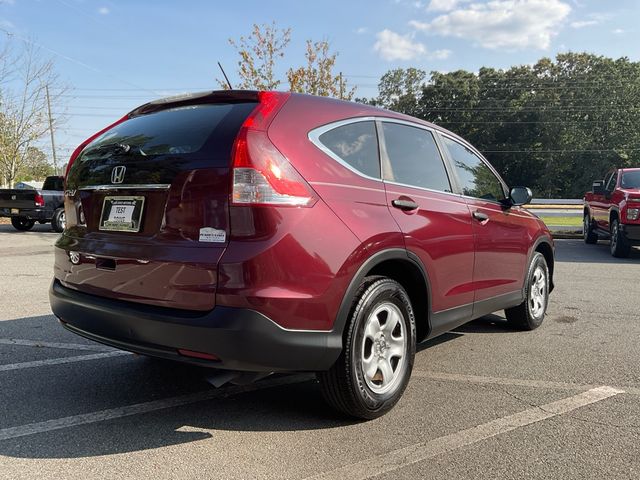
[231,92,316,207]
[64,114,130,180]
[34,193,45,207]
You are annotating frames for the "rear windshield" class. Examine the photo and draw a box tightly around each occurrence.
[79,102,256,161]
[43,176,64,191]
[621,171,640,189]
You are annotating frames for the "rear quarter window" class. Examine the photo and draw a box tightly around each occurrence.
[316,121,380,179]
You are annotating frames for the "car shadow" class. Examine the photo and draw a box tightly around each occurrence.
[0,309,531,460]
[0,314,357,459]
[0,223,58,234]
[555,239,640,263]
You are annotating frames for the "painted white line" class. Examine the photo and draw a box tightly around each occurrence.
[307,386,624,480]
[0,351,129,372]
[413,370,640,396]
[0,338,114,352]
[0,374,310,441]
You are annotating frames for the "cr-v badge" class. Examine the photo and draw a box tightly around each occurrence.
[111,166,126,184]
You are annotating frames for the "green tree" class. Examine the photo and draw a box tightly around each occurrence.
[222,23,355,100]
[375,68,426,116]
[222,22,291,91]
[287,40,355,100]
[404,53,640,197]
[16,146,53,181]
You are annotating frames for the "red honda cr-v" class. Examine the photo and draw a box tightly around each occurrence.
[50,90,554,419]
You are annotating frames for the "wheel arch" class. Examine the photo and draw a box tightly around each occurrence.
[532,236,554,293]
[609,207,620,224]
[333,249,432,342]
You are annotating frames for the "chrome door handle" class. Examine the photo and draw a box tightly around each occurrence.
[472,210,489,222]
[392,199,419,211]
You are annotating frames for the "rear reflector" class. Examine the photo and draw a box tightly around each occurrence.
[231,91,316,207]
[177,349,220,361]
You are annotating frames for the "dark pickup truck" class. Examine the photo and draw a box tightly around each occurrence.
[0,176,66,232]
[584,167,640,257]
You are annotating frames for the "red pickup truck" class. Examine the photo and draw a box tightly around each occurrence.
[583,167,640,257]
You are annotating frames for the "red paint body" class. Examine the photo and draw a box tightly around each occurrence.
[52,91,554,369]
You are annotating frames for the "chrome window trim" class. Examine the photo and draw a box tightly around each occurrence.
[438,132,510,205]
[79,184,171,191]
[308,116,452,191]
[384,180,463,199]
[308,117,382,182]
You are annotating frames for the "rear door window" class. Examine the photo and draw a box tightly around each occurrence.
[381,122,451,192]
[317,121,380,179]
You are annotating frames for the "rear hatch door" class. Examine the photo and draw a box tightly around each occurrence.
[57,94,258,310]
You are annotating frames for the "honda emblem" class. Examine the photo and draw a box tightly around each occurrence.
[111,166,126,184]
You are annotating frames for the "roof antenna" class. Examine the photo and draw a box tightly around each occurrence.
[217,62,233,90]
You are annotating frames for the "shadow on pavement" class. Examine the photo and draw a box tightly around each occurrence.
[0,314,356,459]
[0,223,58,234]
[555,239,640,263]
[0,306,535,458]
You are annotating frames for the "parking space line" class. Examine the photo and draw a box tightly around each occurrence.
[0,351,129,372]
[0,374,310,441]
[307,386,624,480]
[0,338,115,352]
[412,370,640,396]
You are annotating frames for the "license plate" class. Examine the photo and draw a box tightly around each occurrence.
[11,208,18,214]
[99,196,145,232]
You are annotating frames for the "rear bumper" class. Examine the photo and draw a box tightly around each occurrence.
[49,279,342,372]
[0,207,49,221]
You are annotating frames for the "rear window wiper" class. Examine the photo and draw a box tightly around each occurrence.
[82,142,145,158]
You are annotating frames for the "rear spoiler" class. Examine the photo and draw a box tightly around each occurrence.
[129,90,260,117]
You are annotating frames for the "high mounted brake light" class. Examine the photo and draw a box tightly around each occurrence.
[64,114,130,180]
[231,92,316,207]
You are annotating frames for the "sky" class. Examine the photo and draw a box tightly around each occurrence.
[0,0,638,167]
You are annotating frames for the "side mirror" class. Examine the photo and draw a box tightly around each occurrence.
[592,181,605,195]
[509,186,532,206]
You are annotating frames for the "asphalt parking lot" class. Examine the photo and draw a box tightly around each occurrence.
[1,224,639,479]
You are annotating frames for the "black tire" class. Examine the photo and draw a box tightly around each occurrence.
[610,218,630,258]
[51,208,66,233]
[317,276,416,420]
[505,252,549,330]
[583,214,598,244]
[10,216,35,231]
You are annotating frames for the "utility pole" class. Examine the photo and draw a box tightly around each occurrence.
[339,72,344,100]
[45,85,58,175]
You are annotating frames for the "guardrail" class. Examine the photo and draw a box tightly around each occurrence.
[524,199,582,235]
[529,198,583,205]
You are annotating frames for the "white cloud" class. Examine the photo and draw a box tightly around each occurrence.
[570,20,597,28]
[98,6,110,15]
[427,0,471,11]
[355,27,368,34]
[416,0,572,50]
[612,28,624,34]
[374,29,427,60]
[570,12,613,29]
[373,29,452,61]
[430,48,452,59]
